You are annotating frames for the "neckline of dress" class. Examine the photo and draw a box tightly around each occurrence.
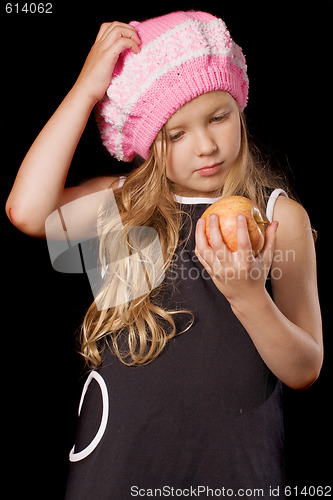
[173,194,222,205]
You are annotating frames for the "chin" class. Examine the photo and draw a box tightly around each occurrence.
[168,172,225,197]
[193,179,224,197]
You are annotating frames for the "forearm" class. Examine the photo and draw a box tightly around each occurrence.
[230,289,323,389]
[6,86,96,236]
[6,23,141,238]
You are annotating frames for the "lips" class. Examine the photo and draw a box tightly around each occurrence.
[196,163,222,176]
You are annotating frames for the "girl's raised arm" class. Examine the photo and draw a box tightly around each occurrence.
[5,22,141,238]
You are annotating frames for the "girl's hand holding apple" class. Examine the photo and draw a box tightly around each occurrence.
[194,204,279,308]
[200,196,269,255]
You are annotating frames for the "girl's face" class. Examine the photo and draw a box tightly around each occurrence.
[157,91,241,197]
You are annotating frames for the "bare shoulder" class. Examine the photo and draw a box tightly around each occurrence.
[272,196,311,244]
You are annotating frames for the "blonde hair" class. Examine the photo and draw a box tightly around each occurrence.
[79,112,288,369]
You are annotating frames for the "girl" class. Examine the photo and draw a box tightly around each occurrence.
[6,11,323,499]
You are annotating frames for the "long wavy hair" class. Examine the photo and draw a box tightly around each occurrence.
[79,112,289,369]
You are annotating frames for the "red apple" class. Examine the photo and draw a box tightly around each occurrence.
[201,196,268,255]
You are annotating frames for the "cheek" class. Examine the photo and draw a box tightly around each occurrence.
[165,156,177,182]
[165,148,188,181]
[225,119,242,160]
[166,162,184,183]
[233,130,242,158]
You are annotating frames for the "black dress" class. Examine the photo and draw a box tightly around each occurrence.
[65,193,285,499]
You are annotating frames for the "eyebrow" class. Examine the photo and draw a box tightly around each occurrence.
[209,102,232,114]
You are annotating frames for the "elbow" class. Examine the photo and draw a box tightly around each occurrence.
[6,200,22,228]
[285,347,324,391]
[6,200,26,230]
[289,369,321,391]
[303,355,324,389]
[5,200,46,238]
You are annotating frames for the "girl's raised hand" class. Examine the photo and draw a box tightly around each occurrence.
[74,22,141,105]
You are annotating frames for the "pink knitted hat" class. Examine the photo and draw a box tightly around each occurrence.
[96,11,249,162]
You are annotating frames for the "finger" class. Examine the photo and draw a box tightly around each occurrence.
[95,22,113,41]
[195,218,215,269]
[195,218,209,253]
[208,214,224,248]
[207,213,230,265]
[236,214,252,252]
[100,22,141,47]
[109,36,141,57]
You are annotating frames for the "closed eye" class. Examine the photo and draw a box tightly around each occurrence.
[210,112,229,123]
[169,131,184,142]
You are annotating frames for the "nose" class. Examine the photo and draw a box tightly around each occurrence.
[194,130,217,156]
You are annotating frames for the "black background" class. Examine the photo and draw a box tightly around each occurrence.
[1,1,332,498]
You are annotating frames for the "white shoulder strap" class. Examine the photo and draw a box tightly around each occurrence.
[266,188,288,222]
[118,176,126,189]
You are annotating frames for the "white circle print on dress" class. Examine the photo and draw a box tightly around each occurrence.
[69,371,109,462]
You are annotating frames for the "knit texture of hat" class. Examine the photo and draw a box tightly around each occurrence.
[96,11,249,162]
